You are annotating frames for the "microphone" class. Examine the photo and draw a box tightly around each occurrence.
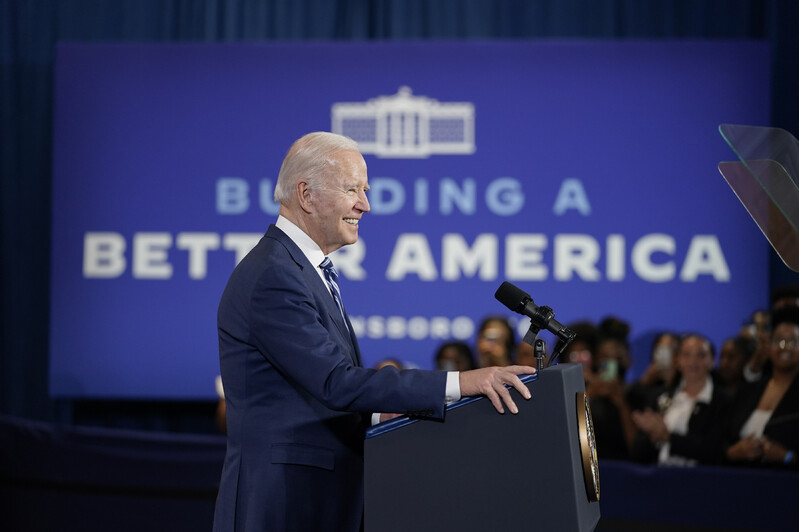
[494,282,575,344]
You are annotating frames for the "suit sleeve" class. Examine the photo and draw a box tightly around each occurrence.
[247,260,447,418]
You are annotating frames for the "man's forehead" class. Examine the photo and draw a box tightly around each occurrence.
[331,151,368,183]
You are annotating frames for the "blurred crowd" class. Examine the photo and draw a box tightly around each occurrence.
[377,285,799,470]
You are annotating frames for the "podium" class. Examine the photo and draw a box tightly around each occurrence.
[364,364,600,532]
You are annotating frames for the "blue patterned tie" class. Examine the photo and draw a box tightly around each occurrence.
[320,257,348,331]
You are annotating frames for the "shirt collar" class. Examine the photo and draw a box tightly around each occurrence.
[676,376,714,404]
[697,377,713,403]
[275,215,326,269]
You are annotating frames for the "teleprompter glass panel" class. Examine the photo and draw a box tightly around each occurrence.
[719,124,799,271]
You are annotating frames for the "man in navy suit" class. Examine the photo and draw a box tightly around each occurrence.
[213,132,535,532]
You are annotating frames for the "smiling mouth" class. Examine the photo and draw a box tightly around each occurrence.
[344,218,359,225]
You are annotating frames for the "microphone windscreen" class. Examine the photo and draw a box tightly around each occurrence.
[494,282,529,312]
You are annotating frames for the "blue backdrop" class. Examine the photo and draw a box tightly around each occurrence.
[50,41,770,399]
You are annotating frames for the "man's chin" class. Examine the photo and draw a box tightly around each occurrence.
[336,234,358,249]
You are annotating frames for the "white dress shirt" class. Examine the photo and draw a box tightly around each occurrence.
[658,376,713,466]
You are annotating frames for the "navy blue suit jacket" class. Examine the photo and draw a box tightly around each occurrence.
[213,225,447,532]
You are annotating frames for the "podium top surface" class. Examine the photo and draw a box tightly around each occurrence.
[365,372,538,439]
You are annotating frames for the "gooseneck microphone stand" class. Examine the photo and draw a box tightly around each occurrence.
[520,304,576,371]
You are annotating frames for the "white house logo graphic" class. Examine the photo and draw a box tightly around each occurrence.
[331,86,475,158]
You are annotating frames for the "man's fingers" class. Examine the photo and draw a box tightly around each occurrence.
[497,368,532,414]
[510,365,536,377]
[484,387,504,414]
[460,366,535,414]
[501,367,533,402]
[508,374,532,400]
[496,384,519,414]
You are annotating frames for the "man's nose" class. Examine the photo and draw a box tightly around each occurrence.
[358,190,371,212]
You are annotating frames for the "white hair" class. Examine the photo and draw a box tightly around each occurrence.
[273,132,360,204]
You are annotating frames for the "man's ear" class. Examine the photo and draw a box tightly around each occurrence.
[297,180,313,213]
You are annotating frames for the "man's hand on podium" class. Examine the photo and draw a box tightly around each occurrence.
[459,366,536,414]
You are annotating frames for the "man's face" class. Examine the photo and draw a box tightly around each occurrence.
[308,150,370,255]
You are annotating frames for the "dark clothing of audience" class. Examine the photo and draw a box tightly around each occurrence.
[723,377,799,470]
[630,381,731,465]
[626,380,668,413]
[589,397,630,461]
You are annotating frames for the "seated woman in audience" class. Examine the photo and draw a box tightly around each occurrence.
[739,309,772,383]
[552,320,597,385]
[434,341,475,372]
[626,332,679,412]
[715,336,755,396]
[475,316,516,368]
[630,333,730,466]
[586,317,636,460]
[723,306,799,469]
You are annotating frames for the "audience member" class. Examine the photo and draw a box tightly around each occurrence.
[552,320,598,384]
[586,317,636,460]
[770,284,799,310]
[739,286,799,383]
[630,334,730,466]
[374,358,404,370]
[626,332,679,412]
[723,306,799,469]
[740,309,772,383]
[475,316,516,368]
[739,309,770,341]
[515,340,536,368]
[434,341,475,372]
[715,336,755,396]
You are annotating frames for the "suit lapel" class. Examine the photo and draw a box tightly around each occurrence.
[267,225,360,366]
